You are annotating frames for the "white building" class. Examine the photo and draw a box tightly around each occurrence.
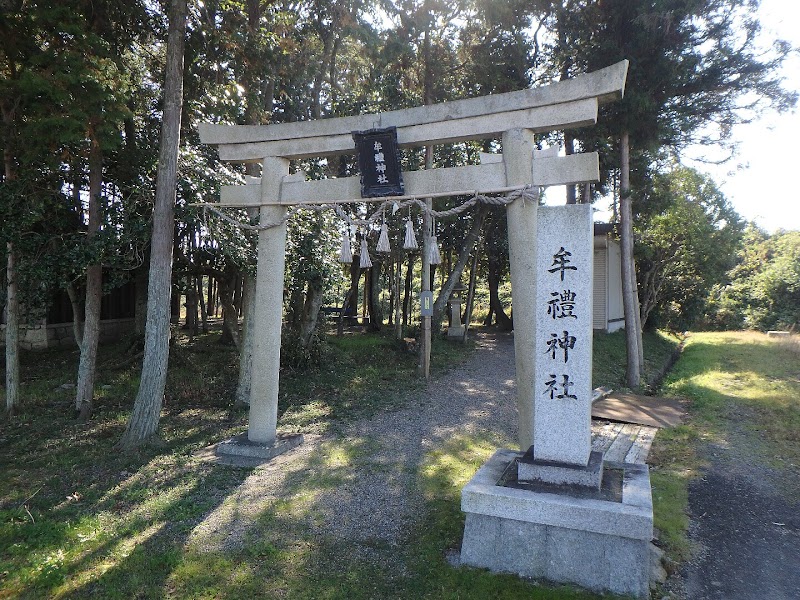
[593,224,625,333]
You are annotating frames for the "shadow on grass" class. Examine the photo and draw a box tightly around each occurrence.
[2,326,647,599]
[166,332,617,600]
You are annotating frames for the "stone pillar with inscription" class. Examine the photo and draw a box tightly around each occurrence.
[460,171,652,600]
[516,204,603,488]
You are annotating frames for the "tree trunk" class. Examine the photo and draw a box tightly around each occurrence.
[75,135,103,421]
[299,277,324,346]
[5,244,20,415]
[218,270,240,347]
[119,0,187,448]
[402,253,414,327]
[487,249,512,331]
[134,258,148,336]
[337,288,352,337]
[432,206,488,331]
[233,274,242,317]
[198,276,208,333]
[484,303,494,327]
[564,133,577,204]
[235,272,256,406]
[345,253,360,325]
[66,281,84,348]
[394,256,402,339]
[620,130,642,388]
[185,282,198,335]
[419,6,434,377]
[4,104,20,415]
[207,275,215,318]
[387,260,395,327]
[463,238,480,340]
[639,262,669,329]
[367,262,382,332]
[170,284,181,325]
[361,268,369,321]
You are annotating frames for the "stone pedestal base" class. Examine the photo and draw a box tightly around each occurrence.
[216,432,304,461]
[517,446,604,490]
[460,449,653,599]
[447,325,465,338]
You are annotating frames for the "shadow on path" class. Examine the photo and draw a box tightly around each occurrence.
[682,443,800,600]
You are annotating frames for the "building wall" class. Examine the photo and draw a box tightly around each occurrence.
[593,245,608,330]
[0,318,135,350]
[592,235,625,333]
[606,239,625,333]
[1,277,137,350]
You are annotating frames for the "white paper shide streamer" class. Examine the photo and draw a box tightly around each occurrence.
[428,234,442,265]
[376,223,391,253]
[403,219,418,250]
[338,230,352,263]
[359,236,372,268]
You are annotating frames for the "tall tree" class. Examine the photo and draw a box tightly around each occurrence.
[636,165,743,330]
[71,0,151,421]
[119,0,188,448]
[553,0,796,386]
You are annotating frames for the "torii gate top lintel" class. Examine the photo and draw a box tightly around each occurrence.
[200,61,628,208]
[199,61,628,164]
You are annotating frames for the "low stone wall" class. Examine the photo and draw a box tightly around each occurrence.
[0,318,135,350]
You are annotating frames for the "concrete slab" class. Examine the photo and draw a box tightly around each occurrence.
[215,432,304,461]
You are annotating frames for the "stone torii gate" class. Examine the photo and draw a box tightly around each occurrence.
[201,61,654,599]
[199,60,628,457]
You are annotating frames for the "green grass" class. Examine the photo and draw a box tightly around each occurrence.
[279,330,468,433]
[645,331,800,572]
[662,331,800,471]
[592,328,681,390]
[0,324,679,599]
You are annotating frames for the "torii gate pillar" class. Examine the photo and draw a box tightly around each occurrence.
[248,157,289,445]
[503,128,537,451]
[216,157,306,459]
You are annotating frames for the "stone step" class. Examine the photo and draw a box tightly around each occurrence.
[591,421,658,465]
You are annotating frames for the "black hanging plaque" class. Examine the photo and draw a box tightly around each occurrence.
[352,126,405,198]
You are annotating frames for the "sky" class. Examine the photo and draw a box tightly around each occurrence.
[554,0,800,233]
[683,0,800,233]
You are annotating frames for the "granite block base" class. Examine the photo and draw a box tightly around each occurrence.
[460,449,653,599]
[215,432,304,460]
[447,325,466,338]
[518,446,604,489]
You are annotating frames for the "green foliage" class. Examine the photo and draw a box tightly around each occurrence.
[636,165,744,331]
[705,226,800,331]
[0,0,158,317]
[592,329,681,390]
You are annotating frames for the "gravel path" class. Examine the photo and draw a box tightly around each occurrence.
[189,331,518,557]
[314,331,518,549]
[674,424,800,599]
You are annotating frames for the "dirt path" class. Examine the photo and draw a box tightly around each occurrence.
[676,433,800,599]
[191,331,654,565]
[190,331,519,559]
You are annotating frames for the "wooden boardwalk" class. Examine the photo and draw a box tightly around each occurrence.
[590,420,659,465]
